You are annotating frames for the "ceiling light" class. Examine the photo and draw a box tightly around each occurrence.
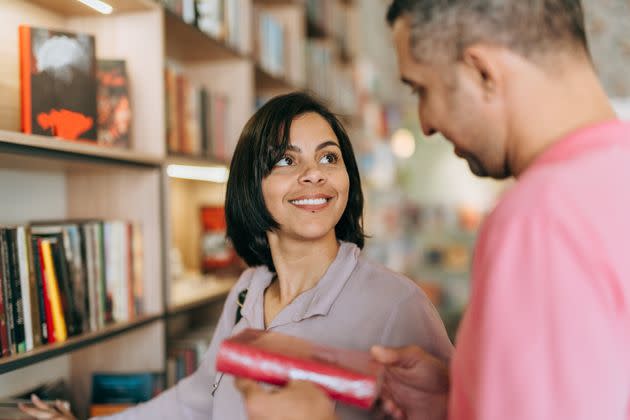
[167,164,229,183]
[75,0,113,15]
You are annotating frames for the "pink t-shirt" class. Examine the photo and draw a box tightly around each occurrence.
[450,120,630,419]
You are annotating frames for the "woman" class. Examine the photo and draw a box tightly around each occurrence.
[21,92,453,420]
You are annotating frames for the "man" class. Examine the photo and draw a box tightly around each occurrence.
[238,0,630,419]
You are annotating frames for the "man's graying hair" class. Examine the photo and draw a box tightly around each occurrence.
[387,0,589,62]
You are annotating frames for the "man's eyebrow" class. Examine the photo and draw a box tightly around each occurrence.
[401,77,415,86]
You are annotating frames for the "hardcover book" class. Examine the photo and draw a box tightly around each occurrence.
[216,329,384,409]
[19,25,97,141]
[97,60,131,148]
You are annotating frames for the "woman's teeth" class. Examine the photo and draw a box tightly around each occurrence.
[290,198,328,205]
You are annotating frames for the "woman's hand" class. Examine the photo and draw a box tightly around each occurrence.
[18,394,77,420]
[235,378,338,420]
[371,345,450,420]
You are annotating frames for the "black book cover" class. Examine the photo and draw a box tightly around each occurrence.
[19,25,97,141]
[6,228,26,353]
[31,237,49,345]
[0,229,16,355]
[0,229,10,356]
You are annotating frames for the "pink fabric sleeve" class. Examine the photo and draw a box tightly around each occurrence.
[450,206,628,420]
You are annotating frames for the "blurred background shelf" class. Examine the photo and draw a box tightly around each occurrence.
[168,274,238,316]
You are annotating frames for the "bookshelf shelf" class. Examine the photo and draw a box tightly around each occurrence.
[255,65,297,91]
[166,154,229,169]
[0,313,163,375]
[0,130,163,168]
[164,10,246,62]
[25,0,157,16]
[167,276,237,316]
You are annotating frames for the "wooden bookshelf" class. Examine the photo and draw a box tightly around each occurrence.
[168,275,237,316]
[164,9,246,62]
[0,130,162,168]
[0,314,163,375]
[255,64,297,91]
[166,154,229,169]
[0,0,362,409]
[26,0,157,16]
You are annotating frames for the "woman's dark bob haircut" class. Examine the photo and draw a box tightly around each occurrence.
[225,91,365,272]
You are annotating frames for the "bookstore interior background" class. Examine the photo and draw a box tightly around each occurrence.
[0,0,628,417]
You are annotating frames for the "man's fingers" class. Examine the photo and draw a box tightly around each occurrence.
[371,346,401,365]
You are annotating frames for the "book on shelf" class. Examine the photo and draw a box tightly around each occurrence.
[165,65,229,159]
[167,325,215,386]
[97,59,132,148]
[90,371,163,416]
[200,206,238,274]
[19,25,98,141]
[255,11,285,78]
[0,220,144,358]
[216,329,384,410]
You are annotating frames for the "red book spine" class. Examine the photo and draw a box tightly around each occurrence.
[37,240,56,344]
[19,26,32,135]
[216,341,378,409]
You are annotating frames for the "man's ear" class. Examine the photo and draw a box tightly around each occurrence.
[461,44,502,99]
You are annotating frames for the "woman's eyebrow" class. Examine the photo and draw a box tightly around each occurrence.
[286,140,340,153]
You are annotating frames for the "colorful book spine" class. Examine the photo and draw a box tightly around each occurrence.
[40,240,67,343]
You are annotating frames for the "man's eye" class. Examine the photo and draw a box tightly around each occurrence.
[275,156,294,167]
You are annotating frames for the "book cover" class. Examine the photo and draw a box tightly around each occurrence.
[31,237,50,344]
[216,329,384,409]
[0,229,10,356]
[0,228,17,354]
[19,25,97,141]
[97,59,131,148]
[40,240,67,343]
[91,372,164,404]
[6,228,26,353]
[17,226,38,351]
[31,227,80,337]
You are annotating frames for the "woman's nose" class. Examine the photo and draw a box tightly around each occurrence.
[298,166,326,184]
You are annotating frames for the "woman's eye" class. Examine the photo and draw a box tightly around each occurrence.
[319,152,339,164]
[275,156,294,167]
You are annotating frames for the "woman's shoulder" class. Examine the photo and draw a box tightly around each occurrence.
[351,253,423,300]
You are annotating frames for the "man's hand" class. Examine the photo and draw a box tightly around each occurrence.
[235,378,337,420]
[371,345,450,420]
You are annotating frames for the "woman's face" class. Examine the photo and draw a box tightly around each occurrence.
[262,112,349,243]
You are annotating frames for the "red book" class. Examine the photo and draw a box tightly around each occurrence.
[37,239,56,344]
[216,329,383,409]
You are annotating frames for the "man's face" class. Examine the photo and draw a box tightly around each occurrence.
[391,17,511,179]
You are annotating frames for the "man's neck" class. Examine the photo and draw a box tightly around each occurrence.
[509,60,616,177]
